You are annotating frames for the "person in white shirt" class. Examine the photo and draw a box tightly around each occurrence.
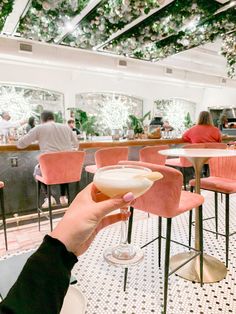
[17,110,79,208]
[0,111,26,137]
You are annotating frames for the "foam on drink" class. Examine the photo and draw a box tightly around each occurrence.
[94,167,153,198]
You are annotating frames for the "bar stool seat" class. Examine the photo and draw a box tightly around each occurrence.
[0,181,7,250]
[190,177,236,194]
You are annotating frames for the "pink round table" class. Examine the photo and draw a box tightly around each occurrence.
[159,148,236,283]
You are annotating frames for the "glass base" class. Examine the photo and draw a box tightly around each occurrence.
[104,244,144,267]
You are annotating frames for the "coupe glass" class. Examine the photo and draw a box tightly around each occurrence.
[93,165,154,267]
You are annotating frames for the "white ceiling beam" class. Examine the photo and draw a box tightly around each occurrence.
[214,0,236,14]
[94,0,175,50]
[2,0,31,35]
[55,0,103,44]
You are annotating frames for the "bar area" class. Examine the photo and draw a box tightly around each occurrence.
[0,1,236,313]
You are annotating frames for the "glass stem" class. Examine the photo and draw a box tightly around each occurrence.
[120,209,128,245]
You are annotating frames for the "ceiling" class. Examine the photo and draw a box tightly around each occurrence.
[0,0,235,78]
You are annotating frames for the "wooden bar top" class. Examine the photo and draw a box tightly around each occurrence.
[0,136,235,152]
[0,138,184,152]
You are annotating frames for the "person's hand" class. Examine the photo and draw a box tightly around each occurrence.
[50,183,135,256]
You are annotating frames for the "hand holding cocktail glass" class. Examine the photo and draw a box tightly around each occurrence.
[93,165,163,267]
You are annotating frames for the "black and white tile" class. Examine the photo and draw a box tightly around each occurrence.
[73,191,236,313]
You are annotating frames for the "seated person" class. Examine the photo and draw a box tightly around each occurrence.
[67,119,80,135]
[182,111,221,143]
[17,111,79,207]
[161,120,174,132]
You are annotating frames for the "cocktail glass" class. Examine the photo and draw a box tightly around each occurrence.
[93,165,155,267]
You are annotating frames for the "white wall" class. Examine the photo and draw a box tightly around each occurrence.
[0,34,236,122]
[201,87,236,111]
[0,60,206,119]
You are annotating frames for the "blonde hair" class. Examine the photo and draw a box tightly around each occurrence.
[197,111,213,126]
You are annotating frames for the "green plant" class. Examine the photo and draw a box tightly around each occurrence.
[81,115,98,136]
[73,109,88,129]
[184,112,193,129]
[128,111,151,134]
[70,108,98,135]
[54,111,63,123]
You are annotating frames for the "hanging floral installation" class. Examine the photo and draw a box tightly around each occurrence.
[62,0,162,49]
[221,32,236,79]
[102,0,236,65]
[0,0,235,78]
[0,0,14,31]
[17,0,90,42]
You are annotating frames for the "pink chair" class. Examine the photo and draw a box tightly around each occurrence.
[189,155,236,267]
[85,147,129,180]
[0,181,7,250]
[119,160,204,314]
[165,143,227,189]
[36,151,85,231]
[139,145,169,165]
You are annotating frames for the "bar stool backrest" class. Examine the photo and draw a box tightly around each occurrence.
[95,147,129,168]
[139,145,169,165]
[179,142,227,167]
[119,160,183,218]
[38,151,85,185]
[209,156,236,179]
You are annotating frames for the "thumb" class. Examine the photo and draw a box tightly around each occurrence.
[96,192,135,217]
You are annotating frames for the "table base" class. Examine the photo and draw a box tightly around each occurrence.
[170,252,227,283]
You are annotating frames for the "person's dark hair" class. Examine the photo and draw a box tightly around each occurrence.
[1,111,8,117]
[40,111,54,123]
[67,119,75,124]
[197,111,213,126]
[28,116,35,127]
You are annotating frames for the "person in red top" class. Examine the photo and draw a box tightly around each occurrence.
[182,111,222,143]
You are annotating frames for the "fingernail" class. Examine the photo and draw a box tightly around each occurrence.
[123,192,135,202]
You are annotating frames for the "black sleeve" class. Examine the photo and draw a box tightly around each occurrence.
[0,235,78,314]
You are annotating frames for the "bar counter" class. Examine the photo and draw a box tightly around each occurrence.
[0,137,185,151]
[0,136,235,216]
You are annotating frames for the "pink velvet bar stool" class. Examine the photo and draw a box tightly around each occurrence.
[85,147,129,181]
[36,151,85,231]
[0,181,7,250]
[189,155,236,267]
[119,160,204,314]
[139,145,169,165]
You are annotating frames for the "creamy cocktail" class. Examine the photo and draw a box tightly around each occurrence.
[94,167,153,198]
[94,165,162,267]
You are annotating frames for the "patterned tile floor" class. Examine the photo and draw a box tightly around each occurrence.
[1,190,236,313]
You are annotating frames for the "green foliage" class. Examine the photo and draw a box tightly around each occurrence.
[72,109,98,135]
[54,111,63,123]
[0,0,14,31]
[184,112,193,129]
[81,116,98,136]
[18,0,90,42]
[74,109,88,128]
[106,0,235,78]
[128,111,151,134]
